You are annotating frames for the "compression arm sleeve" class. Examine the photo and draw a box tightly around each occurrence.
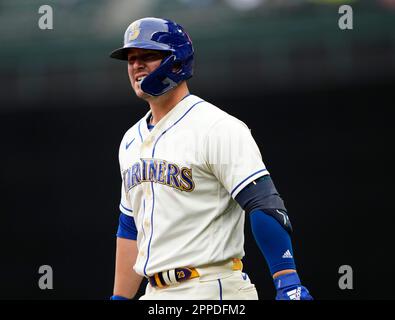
[235,175,296,275]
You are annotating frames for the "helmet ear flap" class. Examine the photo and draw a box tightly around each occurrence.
[140,55,178,96]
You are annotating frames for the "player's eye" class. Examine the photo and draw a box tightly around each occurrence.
[141,53,163,61]
[128,57,137,64]
[128,52,166,64]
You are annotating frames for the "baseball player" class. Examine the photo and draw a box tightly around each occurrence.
[109,17,313,300]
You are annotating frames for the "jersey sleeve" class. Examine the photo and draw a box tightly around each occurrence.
[205,116,269,198]
[119,181,133,216]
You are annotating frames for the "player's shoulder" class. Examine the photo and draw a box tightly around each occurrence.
[120,122,138,143]
[119,111,149,152]
[191,95,249,131]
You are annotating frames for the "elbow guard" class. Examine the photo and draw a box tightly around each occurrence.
[235,175,293,234]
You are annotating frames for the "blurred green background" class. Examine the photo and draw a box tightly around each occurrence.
[1,0,394,110]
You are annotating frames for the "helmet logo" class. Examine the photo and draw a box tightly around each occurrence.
[127,21,141,42]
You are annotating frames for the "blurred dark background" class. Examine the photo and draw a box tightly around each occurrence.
[0,0,394,300]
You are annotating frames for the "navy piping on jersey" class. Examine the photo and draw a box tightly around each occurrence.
[141,199,146,240]
[230,169,268,197]
[143,98,204,276]
[218,279,223,300]
[180,93,191,101]
[151,100,204,157]
[143,181,156,276]
[120,203,133,213]
[139,94,191,139]
[138,120,143,143]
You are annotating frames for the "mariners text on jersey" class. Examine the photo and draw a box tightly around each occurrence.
[123,158,195,192]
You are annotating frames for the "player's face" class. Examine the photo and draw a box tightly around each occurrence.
[127,48,167,98]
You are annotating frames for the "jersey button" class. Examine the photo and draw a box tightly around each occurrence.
[144,220,150,228]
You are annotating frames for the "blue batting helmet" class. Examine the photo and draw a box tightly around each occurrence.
[110,17,194,96]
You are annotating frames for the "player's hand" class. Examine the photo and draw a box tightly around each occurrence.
[274,272,313,300]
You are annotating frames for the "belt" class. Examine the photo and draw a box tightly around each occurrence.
[148,258,243,288]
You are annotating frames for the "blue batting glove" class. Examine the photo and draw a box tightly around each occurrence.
[274,272,313,300]
[110,295,130,300]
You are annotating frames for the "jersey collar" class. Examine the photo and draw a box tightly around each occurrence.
[139,94,200,142]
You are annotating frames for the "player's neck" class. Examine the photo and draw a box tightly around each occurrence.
[147,82,189,125]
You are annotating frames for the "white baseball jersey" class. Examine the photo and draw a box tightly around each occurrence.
[118,94,269,277]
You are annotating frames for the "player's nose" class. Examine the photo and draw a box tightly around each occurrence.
[134,57,148,69]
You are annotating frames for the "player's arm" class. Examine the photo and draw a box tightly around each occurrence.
[235,175,313,300]
[112,213,143,300]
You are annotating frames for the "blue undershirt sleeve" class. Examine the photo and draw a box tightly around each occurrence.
[116,212,138,240]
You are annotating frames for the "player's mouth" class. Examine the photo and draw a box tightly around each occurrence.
[135,75,147,86]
